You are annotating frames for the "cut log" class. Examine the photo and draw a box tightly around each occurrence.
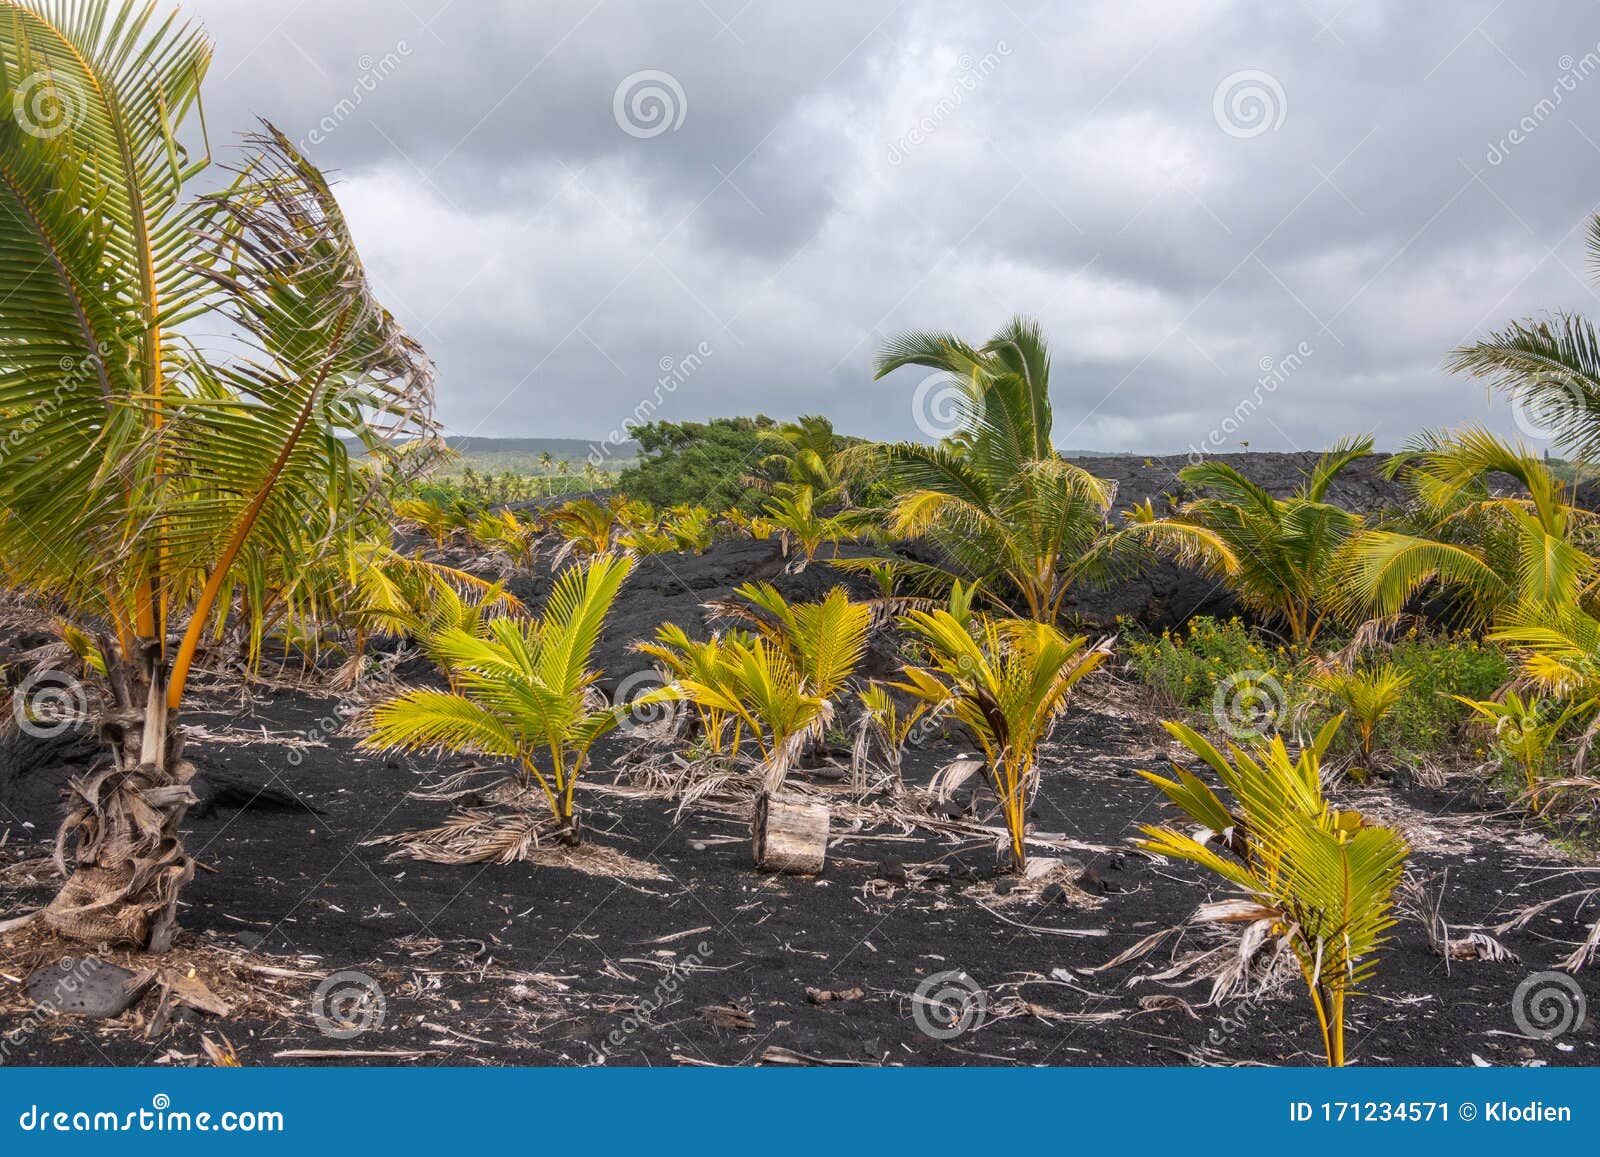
[752,791,828,874]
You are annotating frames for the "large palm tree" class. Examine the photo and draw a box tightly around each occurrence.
[849,317,1118,623]
[1447,216,1600,462]
[1116,437,1374,644]
[0,2,434,949]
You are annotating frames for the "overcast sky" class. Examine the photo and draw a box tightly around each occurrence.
[174,0,1600,454]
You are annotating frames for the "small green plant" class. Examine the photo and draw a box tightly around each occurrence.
[662,505,717,553]
[548,498,631,559]
[1138,717,1409,1066]
[761,485,871,568]
[1314,664,1412,769]
[632,623,756,755]
[851,683,932,785]
[467,509,541,571]
[1452,691,1596,801]
[1126,619,1510,762]
[1383,630,1509,752]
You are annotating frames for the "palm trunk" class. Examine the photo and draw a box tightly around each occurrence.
[1007,799,1028,874]
[42,644,197,951]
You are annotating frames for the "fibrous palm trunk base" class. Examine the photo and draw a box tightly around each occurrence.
[42,652,196,952]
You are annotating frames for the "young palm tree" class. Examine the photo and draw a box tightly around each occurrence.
[891,609,1109,871]
[1138,718,1409,1066]
[760,485,872,568]
[710,583,871,709]
[1452,690,1596,801]
[0,4,435,948]
[648,585,871,792]
[547,497,622,560]
[851,683,932,787]
[468,509,541,571]
[396,496,467,550]
[632,622,757,754]
[1115,437,1373,645]
[1312,664,1411,769]
[656,637,832,794]
[661,505,716,553]
[849,318,1118,623]
[364,554,633,849]
[752,414,852,503]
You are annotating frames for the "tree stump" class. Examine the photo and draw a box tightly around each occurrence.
[752,791,829,874]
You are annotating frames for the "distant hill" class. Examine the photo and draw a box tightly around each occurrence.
[348,435,639,476]
[441,436,636,458]
[359,434,1124,476]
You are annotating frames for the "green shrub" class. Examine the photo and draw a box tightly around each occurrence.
[1125,617,1510,761]
[1381,629,1509,755]
[1125,617,1300,710]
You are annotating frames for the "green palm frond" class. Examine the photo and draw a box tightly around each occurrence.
[1303,435,1375,502]
[368,690,522,758]
[1448,311,1600,463]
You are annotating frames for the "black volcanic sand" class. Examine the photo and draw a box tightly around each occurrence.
[3,673,1597,1066]
[0,473,1597,1067]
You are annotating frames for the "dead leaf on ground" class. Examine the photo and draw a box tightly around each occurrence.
[805,986,864,1004]
[697,1003,755,1030]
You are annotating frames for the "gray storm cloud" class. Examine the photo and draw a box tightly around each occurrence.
[174,0,1600,451]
